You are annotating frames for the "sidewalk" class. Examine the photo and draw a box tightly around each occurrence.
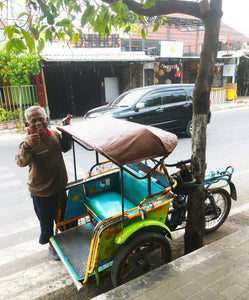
[211,97,249,112]
[93,226,249,300]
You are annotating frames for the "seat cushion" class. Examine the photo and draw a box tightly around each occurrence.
[84,191,135,220]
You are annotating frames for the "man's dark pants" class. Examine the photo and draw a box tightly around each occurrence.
[31,194,59,244]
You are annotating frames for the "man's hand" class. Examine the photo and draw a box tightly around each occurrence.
[25,129,41,148]
[62,114,72,126]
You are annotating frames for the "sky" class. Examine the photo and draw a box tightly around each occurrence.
[222,0,249,37]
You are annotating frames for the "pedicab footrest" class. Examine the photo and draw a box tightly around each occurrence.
[53,222,94,280]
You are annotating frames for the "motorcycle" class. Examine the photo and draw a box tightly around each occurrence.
[162,159,237,233]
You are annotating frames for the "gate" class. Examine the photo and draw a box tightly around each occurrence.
[0,85,39,128]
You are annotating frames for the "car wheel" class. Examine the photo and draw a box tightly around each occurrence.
[185,120,192,137]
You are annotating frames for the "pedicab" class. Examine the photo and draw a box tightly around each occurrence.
[50,117,178,291]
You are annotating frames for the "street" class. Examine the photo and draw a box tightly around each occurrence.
[0,106,249,299]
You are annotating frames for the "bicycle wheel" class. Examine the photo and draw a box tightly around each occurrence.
[111,231,171,287]
[204,188,231,233]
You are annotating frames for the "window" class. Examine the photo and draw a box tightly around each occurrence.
[141,93,162,107]
[162,90,186,105]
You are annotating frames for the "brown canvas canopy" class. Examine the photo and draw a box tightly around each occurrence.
[57,117,178,166]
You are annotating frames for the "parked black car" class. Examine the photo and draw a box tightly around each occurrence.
[84,84,211,137]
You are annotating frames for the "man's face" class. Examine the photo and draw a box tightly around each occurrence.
[26,109,48,136]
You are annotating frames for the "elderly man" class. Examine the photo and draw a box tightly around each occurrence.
[15,106,71,260]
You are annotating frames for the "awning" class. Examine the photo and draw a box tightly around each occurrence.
[217,50,244,59]
[57,117,178,166]
[40,45,154,62]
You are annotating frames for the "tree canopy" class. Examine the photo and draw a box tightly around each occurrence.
[0,50,39,85]
[2,0,222,53]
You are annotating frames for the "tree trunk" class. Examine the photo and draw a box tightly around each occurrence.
[184,0,222,254]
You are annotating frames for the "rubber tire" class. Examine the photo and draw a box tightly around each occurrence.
[204,188,231,234]
[185,120,192,137]
[111,231,171,287]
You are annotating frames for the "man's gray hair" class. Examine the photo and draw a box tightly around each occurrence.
[25,106,47,121]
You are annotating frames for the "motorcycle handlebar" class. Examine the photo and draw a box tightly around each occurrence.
[165,159,191,168]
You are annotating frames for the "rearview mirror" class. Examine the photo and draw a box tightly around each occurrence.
[136,102,145,110]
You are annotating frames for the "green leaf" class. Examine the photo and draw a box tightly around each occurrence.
[26,37,35,53]
[93,18,104,33]
[124,25,131,33]
[17,12,28,19]
[21,29,35,52]
[6,26,15,40]
[5,41,14,52]
[81,5,95,27]
[56,18,71,27]
[4,25,10,36]
[153,22,160,32]
[111,1,123,14]
[47,14,54,25]
[45,28,53,42]
[142,0,157,9]
[40,25,48,32]
[16,39,27,52]
[99,7,108,22]
[74,32,79,44]
[67,29,73,40]
[37,39,45,54]
[141,28,147,39]
[30,27,39,40]
[139,15,146,23]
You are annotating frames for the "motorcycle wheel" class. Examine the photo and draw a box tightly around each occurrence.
[204,188,231,234]
[111,231,171,287]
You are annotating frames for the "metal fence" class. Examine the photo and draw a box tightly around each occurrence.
[0,85,39,123]
[210,87,228,104]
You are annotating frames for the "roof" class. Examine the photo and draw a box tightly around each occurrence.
[57,117,178,166]
[40,46,154,62]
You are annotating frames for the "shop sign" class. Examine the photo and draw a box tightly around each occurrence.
[223,64,235,77]
[74,34,121,48]
[160,41,183,58]
[144,62,154,69]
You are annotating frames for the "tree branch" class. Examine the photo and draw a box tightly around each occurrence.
[103,0,202,19]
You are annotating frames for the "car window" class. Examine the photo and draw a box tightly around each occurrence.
[110,89,147,107]
[185,88,194,100]
[140,93,162,107]
[161,90,187,105]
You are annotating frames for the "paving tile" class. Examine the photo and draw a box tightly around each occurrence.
[178,279,204,297]
[227,272,249,289]
[196,270,224,287]
[216,261,241,275]
[209,276,234,294]
[220,283,247,299]
[198,287,226,300]
[166,270,193,289]
[160,290,185,300]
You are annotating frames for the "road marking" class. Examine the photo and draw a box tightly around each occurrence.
[0,259,69,299]
[230,202,249,216]
[233,169,249,176]
[0,239,43,266]
[0,217,39,238]
[0,179,22,189]
[0,172,16,180]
